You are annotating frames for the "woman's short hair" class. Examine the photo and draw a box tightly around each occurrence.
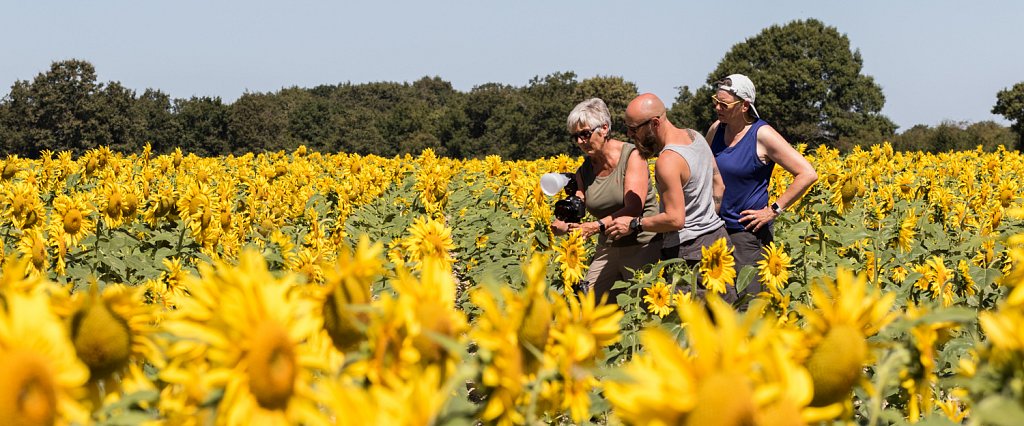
[567,98,611,133]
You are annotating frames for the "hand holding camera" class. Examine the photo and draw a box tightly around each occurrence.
[541,173,587,224]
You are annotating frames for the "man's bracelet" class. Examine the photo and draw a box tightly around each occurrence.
[597,220,606,233]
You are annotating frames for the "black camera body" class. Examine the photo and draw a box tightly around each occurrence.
[553,173,586,223]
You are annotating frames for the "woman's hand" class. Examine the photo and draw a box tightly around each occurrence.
[567,221,603,238]
[738,206,778,232]
[551,219,570,235]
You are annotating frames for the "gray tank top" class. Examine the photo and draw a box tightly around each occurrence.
[659,130,725,247]
[579,142,659,246]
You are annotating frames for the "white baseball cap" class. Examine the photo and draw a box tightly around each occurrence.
[716,74,760,118]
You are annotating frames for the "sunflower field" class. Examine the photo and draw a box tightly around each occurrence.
[2,142,1024,425]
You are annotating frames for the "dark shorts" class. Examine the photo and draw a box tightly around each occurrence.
[727,225,773,299]
[660,225,737,302]
[660,225,731,262]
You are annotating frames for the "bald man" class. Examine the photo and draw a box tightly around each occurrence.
[606,93,736,302]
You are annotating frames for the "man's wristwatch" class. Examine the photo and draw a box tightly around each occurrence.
[771,202,784,215]
[597,220,606,233]
[629,216,643,233]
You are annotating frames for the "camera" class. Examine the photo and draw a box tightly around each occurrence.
[552,173,586,223]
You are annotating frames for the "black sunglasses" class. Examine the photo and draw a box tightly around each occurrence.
[570,126,601,142]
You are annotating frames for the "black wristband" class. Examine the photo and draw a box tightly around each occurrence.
[597,220,606,233]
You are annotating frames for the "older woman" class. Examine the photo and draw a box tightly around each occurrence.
[551,98,660,304]
[705,74,818,299]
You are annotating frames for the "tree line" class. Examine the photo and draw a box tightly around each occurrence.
[1,19,1021,159]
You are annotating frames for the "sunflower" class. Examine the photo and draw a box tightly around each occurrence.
[159,250,325,425]
[605,296,816,426]
[899,303,960,421]
[1,154,21,180]
[320,236,384,353]
[97,180,129,228]
[402,215,455,267]
[69,282,162,407]
[3,181,45,230]
[290,247,324,284]
[468,279,529,425]
[551,289,623,365]
[0,288,90,425]
[544,290,622,422]
[16,229,50,277]
[757,242,792,295]
[914,256,953,306]
[553,230,587,290]
[830,172,864,215]
[390,256,467,368]
[997,180,1018,208]
[699,237,736,295]
[323,365,449,426]
[144,185,178,228]
[51,193,95,249]
[644,280,673,318]
[896,208,918,253]
[176,180,218,245]
[158,257,190,307]
[798,268,897,408]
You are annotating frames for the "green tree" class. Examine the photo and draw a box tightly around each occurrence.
[0,59,108,156]
[891,121,1015,153]
[966,121,1016,151]
[993,82,1024,149]
[174,96,230,156]
[667,85,698,129]
[515,71,578,159]
[98,81,143,153]
[575,76,639,139]
[227,92,291,153]
[133,89,182,154]
[683,19,896,149]
[454,83,521,159]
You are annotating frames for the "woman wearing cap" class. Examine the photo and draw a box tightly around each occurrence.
[705,74,818,299]
[550,98,660,304]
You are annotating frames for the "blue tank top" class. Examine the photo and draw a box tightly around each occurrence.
[710,119,774,231]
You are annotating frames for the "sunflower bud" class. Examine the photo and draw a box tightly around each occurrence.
[322,288,367,353]
[70,298,132,379]
[1,160,18,180]
[805,325,867,407]
[518,297,551,368]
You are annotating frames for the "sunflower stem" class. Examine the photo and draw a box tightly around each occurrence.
[174,219,187,257]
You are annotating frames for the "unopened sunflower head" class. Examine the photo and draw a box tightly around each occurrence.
[69,282,162,383]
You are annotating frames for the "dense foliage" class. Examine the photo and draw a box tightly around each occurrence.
[993,81,1024,148]
[672,19,897,149]
[2,55,1017,159]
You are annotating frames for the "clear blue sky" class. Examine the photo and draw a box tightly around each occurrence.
[2,0,1021,131]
